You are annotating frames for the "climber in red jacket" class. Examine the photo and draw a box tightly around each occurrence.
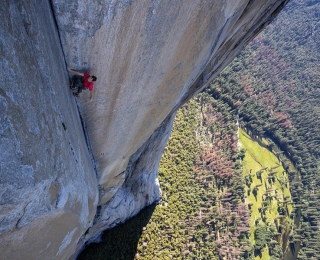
[67,68,97,100]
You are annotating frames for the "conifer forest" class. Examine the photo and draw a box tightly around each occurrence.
[78,0,320,259]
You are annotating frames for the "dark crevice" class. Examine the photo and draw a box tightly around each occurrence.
[55,187,62,208]
[76,101,99,177]
[48,0,98,178]
[48,0,68,72]
[15,201,32,229]
[93,206,102,225]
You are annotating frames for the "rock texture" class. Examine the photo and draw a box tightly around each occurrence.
[54,0,289,203]
[0,1,97,259]
[0,0,288,259]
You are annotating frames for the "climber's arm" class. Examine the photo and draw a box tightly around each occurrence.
[67,68,84,76]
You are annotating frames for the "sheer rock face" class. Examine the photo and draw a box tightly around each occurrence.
[0,0,288,259]
[53,0,288,206]
[0,1,98,260]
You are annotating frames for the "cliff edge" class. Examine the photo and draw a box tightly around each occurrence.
[0,0,288,259]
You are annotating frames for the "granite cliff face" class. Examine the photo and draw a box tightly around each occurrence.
[1,0,288,259]
[0,1,98,259]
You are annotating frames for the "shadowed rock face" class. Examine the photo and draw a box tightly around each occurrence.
[1,0,288,259]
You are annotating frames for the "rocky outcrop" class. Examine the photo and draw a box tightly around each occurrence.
[0,0,288,259]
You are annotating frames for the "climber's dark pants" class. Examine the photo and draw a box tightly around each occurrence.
[71,76,84,94]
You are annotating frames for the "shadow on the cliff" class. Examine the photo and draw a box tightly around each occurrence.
[77,203,157,260]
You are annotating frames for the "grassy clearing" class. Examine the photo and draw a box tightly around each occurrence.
[239,128,293,260]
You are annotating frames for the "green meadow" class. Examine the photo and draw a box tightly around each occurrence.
[239,128,293,259]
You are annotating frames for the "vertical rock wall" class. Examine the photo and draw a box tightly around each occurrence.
[0,1,98,259]
[53,0,289,208]
[75,113,176,253]
[0,0,289,259]
[52,0,289,241]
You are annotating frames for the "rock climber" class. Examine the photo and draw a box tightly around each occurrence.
[67,68,97,100]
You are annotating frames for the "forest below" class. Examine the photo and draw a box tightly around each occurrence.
[207,0,320,258]
[78,0,320,259]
